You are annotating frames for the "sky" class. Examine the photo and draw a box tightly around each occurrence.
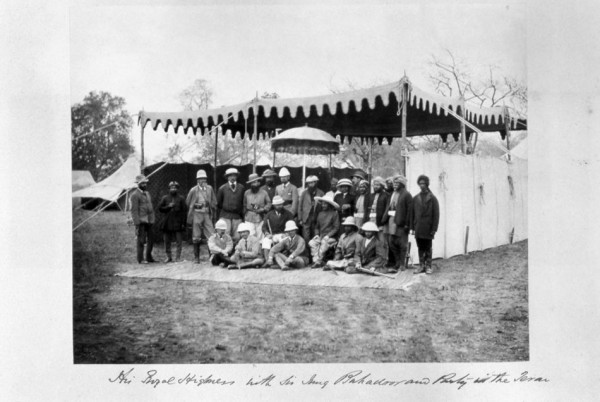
[70,1,527,162]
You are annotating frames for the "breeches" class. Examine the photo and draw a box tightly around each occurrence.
[192,213,215,242]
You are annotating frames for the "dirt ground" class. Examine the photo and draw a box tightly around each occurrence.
[73,210,528,363]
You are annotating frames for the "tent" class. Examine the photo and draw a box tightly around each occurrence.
[72,170,96,208]
[72,156,140,210]
[139,77,526,144]
[72,170,95,192]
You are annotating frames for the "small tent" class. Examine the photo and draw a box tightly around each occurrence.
[72,170,96,208]
[72,156,141,210]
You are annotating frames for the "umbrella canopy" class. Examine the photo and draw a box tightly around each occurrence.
[271,126,340,155]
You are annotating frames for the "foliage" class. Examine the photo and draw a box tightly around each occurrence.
[71,91,134,181]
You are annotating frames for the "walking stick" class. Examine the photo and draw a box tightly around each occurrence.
[356,266,396,279]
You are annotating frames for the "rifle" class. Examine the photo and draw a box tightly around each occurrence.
[356,265,396,279]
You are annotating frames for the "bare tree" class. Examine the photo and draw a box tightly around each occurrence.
[427,49,527,153]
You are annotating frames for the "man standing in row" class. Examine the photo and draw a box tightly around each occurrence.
[276,167,298,218]
[158,181,187,263]
[186,169,217,264]
[130,174,156,264]
[298,175,323,243]
[260,169,278,202]
[387,175,413,273]
[411,174,439,275]
[334,178,355,223]
[217,168,245,242]
[243,173,271,238]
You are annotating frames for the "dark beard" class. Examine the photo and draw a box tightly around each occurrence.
[251,186,260,193]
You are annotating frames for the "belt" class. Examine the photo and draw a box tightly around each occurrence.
[354,212,364,218]
[388,210,396,217]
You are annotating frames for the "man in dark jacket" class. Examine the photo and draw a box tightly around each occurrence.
[308,195,340,267]
[130,174,156,264]
[334,178,355,222]
[158,181,187,263]
[217,167,245,242]
[411,174,440,275]
[260,169,278,203]
[297,175,324,243]
[387,175,412,273]
[261,195,294,262]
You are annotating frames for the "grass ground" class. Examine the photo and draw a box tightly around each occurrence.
[73,210,528,363]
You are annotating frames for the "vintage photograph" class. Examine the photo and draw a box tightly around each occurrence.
[71,2,528,364]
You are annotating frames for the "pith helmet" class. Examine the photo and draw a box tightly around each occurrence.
[361,221,379,232]
[279,167,291,177]
[215,219,228,230]
[284,220,298,231]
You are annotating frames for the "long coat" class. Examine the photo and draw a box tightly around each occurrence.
[366,191,389,227]
[130,189,155,225]
[158,193,187,232]
[186,184,217,224]
[334,192,355,220]
[411,190,440,240]
[354,236,385,269]
[382,188,413,236]
[298,187,324,225]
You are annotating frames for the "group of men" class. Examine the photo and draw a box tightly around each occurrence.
[129,167,439,275]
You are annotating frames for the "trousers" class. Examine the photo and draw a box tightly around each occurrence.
[192,213,215,243]
[308,236,337,263]
[415,238,433,268]
[163,231,183,259]
[389,229,409,268]
[136,223,154,263]
[222,218,242,242]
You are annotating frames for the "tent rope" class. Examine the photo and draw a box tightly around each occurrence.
[73,115,233,231]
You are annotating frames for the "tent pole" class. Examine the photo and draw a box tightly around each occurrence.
[401,80,408,176]
[214,127,218,187]
[459,98,466,154]
[273,150,276,169]
[368,138,374,181]
[140,122,145,171]
[253,94,258,173]
[302,153,306,190]
[504,105,511,161]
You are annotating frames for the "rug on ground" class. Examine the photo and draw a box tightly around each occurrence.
[116,261,423,290]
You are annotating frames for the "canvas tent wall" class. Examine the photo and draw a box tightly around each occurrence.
[72,156,141,210]
[405,150,527,263]
[72,170,96,208]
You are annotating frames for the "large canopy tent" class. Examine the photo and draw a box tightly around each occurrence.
[139,77,526,152]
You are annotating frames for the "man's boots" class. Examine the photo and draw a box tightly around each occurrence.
[425,250,433,274]
[193,243,201,264]
[164,252,173,264]
[414,249,425,274]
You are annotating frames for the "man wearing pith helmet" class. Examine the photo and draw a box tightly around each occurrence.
[297,175,324,243]
[411,174,439,275]
[266,220,308,271]
[261,195,294,263]
[275,167,298,218]
[186,169,217,264]
[158,181,187,263]
[350,170,366,195]
[216,167,245,242]
[349,221,386,274]
[324,216,363,272]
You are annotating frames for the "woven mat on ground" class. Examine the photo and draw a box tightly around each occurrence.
[116,261,423,290]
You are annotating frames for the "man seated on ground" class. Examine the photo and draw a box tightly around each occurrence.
[227,222,265,269]
[266,220,308,271]
[261,195,294,263]
[208,219,234,267]
[346,221,386,275]
[308,195,340,268]
[324,216,363,271]
[333,178,355,222]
